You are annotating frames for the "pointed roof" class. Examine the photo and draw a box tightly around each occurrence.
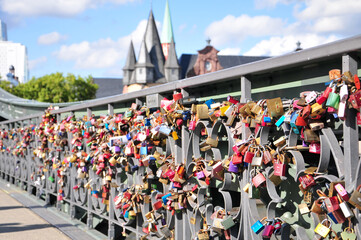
[144,10,165,79]
[161,0,174,44]
[136,38,153,68]
[123,41,136,70]
[165,39,179,69]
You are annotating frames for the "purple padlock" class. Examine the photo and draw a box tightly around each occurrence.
[228,160,239,173]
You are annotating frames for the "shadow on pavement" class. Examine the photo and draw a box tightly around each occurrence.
[0,223,73,234]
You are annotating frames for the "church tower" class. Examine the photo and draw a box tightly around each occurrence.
[122,2,180,93]
[161,0,174,61]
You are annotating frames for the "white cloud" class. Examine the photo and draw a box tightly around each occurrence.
[294,0,361,35]
[54,20,148,69]
[0,0,139,17]
[218,48,241,56]
[38,32,68,45]
[205,14,285,47]
[244,34,339,56]
[29,56,48,70]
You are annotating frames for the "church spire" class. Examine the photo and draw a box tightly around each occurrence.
[144,9,165,83]
[122,41,136,85]
[165,38,180,82]
[161,0,174,60]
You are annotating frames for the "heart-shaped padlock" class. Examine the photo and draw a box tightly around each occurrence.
[340,227,356,240]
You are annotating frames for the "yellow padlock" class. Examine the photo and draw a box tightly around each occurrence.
[314,219,331,238]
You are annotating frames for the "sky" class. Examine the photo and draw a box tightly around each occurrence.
[1,0,361,80]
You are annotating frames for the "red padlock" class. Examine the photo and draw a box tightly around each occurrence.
[173,92,183,101]
[232,154,243,165]
[324,196,340,212]
[348,90,361,109]
[334,183,349,201]
[244,145,255,164]
[317,86,333,104]
[299,175,316,189]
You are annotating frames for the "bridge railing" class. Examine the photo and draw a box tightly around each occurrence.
[0,35,360,240]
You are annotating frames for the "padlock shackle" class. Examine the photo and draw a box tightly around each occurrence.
[316,189,328,198]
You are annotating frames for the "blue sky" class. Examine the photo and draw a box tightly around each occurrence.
[1,0,360,79]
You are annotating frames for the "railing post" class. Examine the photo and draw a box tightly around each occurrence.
[241,76,252,140]
[342,53,359,191]
[108,104,114,116]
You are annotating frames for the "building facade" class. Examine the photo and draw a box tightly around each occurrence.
[0,20,29,84]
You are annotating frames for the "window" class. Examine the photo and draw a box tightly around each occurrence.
[205,61,212,72]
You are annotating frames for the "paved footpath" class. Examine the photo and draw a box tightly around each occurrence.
[0,180,105,240]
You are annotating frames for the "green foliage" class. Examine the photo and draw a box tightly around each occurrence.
[0,73,98,103]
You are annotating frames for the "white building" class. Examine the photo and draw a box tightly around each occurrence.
[0,20,29,84]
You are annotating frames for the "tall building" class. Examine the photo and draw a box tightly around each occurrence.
[0,20,7,41]
[0,19,29,84]
[122,2,180,93]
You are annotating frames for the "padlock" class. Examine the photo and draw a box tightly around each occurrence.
[338,84,348,119]
[334,183,349,201]
[324,196,340,212]
[349,184,361,210]
[317,83,334,104]
[309,143,320,154]
[249,183,260,199]
[305,91,318,103]
[273,136,286,147]
[299,174,315,189]
[329,208,346,224]
[251,100,264,115]
[275,115,285,127]
[263,147,273,165]
[341,227,357,240]
[244,145,255,164]
[304,129,320,143]
[309,122,324,131]
[338,195,354,218]
[251,147,263,166]
[262,220,275,238]
[314,219,332,238]
[290,112,300,134]
[221,216,235,230]
[189,117,196,131]
[310,102,325,117]
[348,90,361,109]
[232,154,243,165]
[273,153,286,177]
[298,203,310,215]
[268,171,282,186]
[267,97,284,117]
[251,217,267,234]
[295,115,307,126]
[301,105,311,119]
[252,171,266,188]
[228,160,239,173]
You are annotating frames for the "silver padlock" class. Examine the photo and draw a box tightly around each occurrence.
[338,84,348,119]
[251,146,264,167]
[339,199,354,218]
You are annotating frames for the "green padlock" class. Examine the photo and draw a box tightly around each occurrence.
[221,217,235,230]
[48,176,54,183]
[326,91,340,109]
[341,227,356,240]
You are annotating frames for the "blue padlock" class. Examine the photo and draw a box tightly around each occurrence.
[251,217,267,234]
[140,146,148,155]
[275,115,285,127]
[290,112,300,134]
[205,99,215,109]
[145,118,151,126]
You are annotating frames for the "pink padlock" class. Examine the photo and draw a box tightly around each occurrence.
[334,183,349,201]
[252,172,266,188]
[309,143,321,154]
[262,221,275,238]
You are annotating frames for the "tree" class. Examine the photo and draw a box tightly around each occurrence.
[0,73,98,103]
